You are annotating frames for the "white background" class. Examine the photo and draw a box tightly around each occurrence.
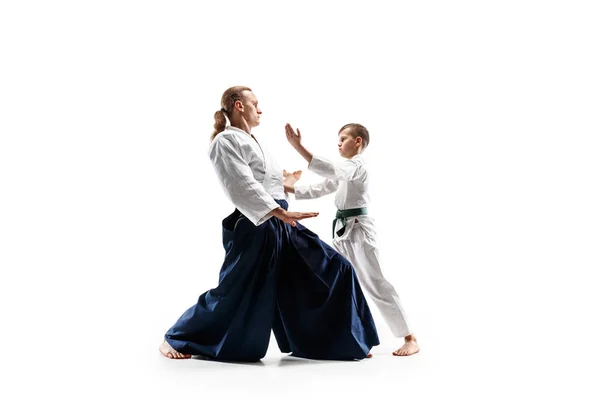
[1,1,599,399]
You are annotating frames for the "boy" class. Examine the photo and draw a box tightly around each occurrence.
[283,123,419,356]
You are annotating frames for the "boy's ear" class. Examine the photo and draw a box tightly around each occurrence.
[356,137,362,147]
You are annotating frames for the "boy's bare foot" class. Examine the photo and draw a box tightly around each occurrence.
[366,353,373,358]
[159,340,191,359]
[392,335,420,356]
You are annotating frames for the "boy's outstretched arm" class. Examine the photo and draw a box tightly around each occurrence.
[285,123,362,182]
[284,183,295,193]
[285,123,313,163]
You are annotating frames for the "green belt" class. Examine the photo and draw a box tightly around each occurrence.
[332,207,368,238]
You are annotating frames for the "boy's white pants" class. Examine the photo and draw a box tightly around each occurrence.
[333,215,411,338]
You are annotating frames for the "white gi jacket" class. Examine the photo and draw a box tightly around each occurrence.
[208,126,285,226]
[294,154,369,211]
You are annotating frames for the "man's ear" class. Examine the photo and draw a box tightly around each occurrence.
[234,100,243,112]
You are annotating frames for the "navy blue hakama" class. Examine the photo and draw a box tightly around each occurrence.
[165,200,379,361]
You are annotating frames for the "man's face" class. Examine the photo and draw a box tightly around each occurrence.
[239,91,262,128]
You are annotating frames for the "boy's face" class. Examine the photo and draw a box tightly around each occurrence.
[338,128,361,159]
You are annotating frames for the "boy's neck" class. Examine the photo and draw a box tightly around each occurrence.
[343,150,362,159]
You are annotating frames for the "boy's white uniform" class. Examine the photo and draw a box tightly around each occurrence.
[294,154,410,337]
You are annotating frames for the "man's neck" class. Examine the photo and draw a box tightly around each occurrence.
[230,119,251,135]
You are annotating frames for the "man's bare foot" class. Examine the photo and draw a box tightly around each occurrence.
[159,340,191,359]
[393,335,420,356]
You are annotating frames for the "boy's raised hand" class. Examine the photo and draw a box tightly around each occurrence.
[285,123,302,149]
[285,123,314,164]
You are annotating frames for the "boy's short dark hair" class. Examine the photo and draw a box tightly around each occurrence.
[339,123,370,149]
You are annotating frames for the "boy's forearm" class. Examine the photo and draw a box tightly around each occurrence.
[284,183,295,193]
[293,144,313,164]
